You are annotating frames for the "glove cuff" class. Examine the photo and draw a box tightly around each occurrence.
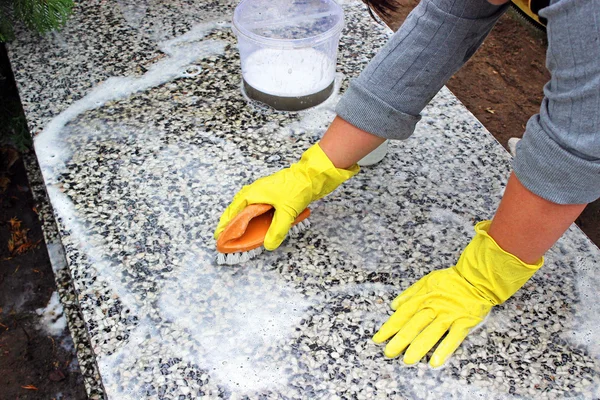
[298,144,360,200]
[454,220,544,305]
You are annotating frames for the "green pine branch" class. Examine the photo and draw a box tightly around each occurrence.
[0,2,15,41]
[0,0,73,42]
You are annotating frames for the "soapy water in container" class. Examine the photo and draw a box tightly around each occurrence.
[233,0,344,111]
[241,48,336,111]
[243,48,333,97]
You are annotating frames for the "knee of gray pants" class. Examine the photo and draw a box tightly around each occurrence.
[513,0,600,204]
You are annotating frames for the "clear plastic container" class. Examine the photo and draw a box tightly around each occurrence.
[232,0,344,111]
[358,140,389,166]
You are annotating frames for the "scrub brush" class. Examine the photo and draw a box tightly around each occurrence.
[216,204,311,265]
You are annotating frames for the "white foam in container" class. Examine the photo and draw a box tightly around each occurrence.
[243,48,334,97]
[233,0,344,110]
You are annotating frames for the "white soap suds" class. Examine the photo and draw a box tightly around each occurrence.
[97,322,156,400]
[159,254,314,393]
[243,48,334,97]
[36,291,67,336]
[117,0,148,29]
[31,23,230,344]
[34,22,227,178]
[47,242,68,273]
[46,185,140,313]
[571,256,600,361]
[428,207,475,235]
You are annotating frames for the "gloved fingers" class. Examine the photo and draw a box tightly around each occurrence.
[403,317,453,365]
[429,321,473,368]
[264,208,296,251]
[390,277,427,311]
[382,308,436,359]
[372,299,420,344]
[214,194,249,239]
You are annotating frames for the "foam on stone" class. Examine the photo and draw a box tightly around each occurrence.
[36,291,67,336]
[24,8,600,399]
[46,242,68,274]
[116,0,149,29]
[46,185,140,311]
[34,22,227,179]
[572,256,600,361]
[158,254,314,393]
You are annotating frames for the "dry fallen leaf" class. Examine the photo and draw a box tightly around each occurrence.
[21,385,38,390]
[485,107,496,114]
[8,217,21,229]
[6,217,37,256]
[14,239,41,255]
[0,147,20,170]
[0,176,9,192]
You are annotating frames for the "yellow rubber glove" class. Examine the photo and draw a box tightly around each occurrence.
[214,143,359,250]
[373,220,543,367]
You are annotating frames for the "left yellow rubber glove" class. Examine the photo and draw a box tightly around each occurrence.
[373,220,543,367]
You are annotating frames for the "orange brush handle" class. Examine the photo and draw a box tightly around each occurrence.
[216,204,310,254]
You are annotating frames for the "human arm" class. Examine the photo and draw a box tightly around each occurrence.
[319,117,386,169]
[335,0,508,140]
[488,173,586,264]
[373,0,600,366]
[373,173,586,367]
[216,0,509,246]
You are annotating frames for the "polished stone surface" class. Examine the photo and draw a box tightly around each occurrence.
[7,0,600,399]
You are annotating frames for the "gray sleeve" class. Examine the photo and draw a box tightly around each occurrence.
[335,0,508,140]
[513,0,600,204]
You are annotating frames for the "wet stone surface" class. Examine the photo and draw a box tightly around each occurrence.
[6,0,600,399]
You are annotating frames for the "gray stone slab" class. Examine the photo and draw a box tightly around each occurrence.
[7,0,600,399]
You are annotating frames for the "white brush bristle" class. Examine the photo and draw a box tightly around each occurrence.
[289,219,310,238]
[216,248,263,265]
[216,218,310,265]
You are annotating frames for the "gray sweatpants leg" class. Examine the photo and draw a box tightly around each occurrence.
[513,0,600,204]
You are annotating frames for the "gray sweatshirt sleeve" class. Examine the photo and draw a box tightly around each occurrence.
[338,0,600,204]
[335,0,508,140]
[513,0,600,204]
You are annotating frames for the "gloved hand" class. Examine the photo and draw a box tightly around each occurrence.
[373,220,543,367]
[214,143,359,250]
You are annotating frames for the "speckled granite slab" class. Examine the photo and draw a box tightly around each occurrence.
[7,0,600,399]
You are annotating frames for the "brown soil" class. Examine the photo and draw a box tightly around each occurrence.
[0,148,87,400]
[376,1,600,247]
[0,47,87,399]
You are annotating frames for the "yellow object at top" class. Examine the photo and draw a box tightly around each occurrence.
[214,143,359,250]
[372,220,543,368]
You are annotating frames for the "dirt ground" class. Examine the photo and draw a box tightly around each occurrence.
[378,2,600,247]
[0,48,87,399]
[0,148,87,400]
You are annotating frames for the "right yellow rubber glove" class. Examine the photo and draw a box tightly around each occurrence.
[214,143,359,250]
[373,220,543,367]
